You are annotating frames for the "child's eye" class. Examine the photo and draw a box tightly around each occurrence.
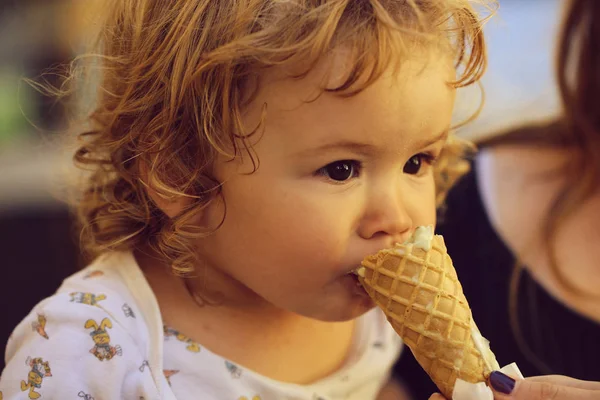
[317,160,361,182]
[403,153,436,175]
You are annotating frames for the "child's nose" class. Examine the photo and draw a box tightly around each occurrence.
[357,187,412,243]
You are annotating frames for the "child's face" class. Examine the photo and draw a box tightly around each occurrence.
[196,52,455,322]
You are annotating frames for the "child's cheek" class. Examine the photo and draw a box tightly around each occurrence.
[276,212,349,272]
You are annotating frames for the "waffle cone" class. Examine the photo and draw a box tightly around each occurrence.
[359,234,499,399]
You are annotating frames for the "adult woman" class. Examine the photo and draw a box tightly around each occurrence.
[395,0,600,398]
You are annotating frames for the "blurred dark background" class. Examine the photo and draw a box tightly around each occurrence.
[0,0,562,391]
[0,0,88,372]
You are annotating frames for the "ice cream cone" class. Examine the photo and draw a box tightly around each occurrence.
[358,226,499,399]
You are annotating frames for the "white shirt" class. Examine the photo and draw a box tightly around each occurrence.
[0,251,402,400]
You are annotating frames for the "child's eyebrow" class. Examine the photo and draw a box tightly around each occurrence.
[293,141,379,158]
[414,129,449,149]
[295,129,449,158]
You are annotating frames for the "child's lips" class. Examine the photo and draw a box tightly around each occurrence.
[341,272,369,297]
[344,264,363,276]
[348,267,367,278]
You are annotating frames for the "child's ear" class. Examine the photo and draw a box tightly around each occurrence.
[139,161,188,219]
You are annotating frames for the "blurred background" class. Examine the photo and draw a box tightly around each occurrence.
[0,0,562,372]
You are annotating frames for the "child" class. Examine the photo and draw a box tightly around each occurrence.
[0,0,491,399]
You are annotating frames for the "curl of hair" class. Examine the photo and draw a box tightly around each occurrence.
[49,0,494,275]
[434,133,476,208]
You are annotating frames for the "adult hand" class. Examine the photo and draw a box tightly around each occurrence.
[488,371,600,400]
[428,372,600,400]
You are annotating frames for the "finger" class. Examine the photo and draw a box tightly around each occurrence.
[428,394,445,400]
[510,380,599,400]
[526,375,600,391]
[489,372,600,400]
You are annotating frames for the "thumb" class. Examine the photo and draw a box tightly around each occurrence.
[489,371,599,400]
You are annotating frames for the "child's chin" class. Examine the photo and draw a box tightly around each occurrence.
[306,297,375,323]
[344,297,376,320]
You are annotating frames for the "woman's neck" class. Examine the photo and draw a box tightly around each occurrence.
[477,145,600,323]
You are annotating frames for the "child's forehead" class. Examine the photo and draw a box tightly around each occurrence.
[236,52,455,157]
[258,48,355,91]
[254,46,453,106]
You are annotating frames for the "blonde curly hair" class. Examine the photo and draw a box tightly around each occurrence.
[62,0,493,275]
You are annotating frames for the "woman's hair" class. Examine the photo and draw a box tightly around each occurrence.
[503,0,600,295]
[57,0,493,275]
[548,0,600,292]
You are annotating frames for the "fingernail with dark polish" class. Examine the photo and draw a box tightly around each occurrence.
[489,371,516,394]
